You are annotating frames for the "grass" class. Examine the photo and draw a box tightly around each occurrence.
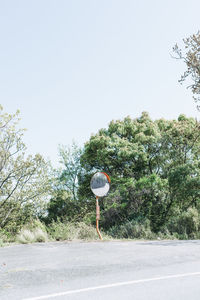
[16,228,48,244]
[47,220,103,241]
[13,219,109,244]
[2,209,200,246]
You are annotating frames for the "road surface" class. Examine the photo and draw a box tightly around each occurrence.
[0,240,200,299]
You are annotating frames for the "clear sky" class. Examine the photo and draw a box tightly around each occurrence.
[0,0,200,167]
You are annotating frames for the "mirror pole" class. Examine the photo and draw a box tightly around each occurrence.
[96,196,103,240]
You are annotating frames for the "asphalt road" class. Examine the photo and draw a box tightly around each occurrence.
[0,240,200,300]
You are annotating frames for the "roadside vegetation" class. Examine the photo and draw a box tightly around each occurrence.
[1,106,200,246]
[1,31,200,247]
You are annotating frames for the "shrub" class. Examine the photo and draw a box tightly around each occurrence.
[76,222,98,240]
[47,220,77,241]
[0,230,8,244]
[47,220,104,241]
[167,207,200,238]
[108,219,155,239]
[25,218,48,233]
[156,227,177,240]
[0,227,17,243]
[0,238,4,247]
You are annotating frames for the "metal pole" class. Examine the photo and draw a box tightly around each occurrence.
[96,196,103,240]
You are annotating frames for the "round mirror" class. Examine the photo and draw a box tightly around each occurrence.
[90,172,111,197]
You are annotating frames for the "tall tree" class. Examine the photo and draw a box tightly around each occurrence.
[58,142,83,201]
[45,143,84,223]
[0,106,51,232]
[79,113,200,231]
[173,31,200,110]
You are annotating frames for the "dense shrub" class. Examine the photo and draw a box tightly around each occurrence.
[47,220,76,241]
[107,219,155,239]
[167,207,200,239]
[76,222,98,240]
[47,220,99,241]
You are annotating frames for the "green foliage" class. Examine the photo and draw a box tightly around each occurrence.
[45,190,81,224]
[0,106,52,233]
[0,229,6,246]
[75,222,98,240]
[108,219,155,239]
[47,219,76,241]
[2,107,197,241]
[168,163,200,210]
[58,142,83,201]
[0,238,4,247]
[79,113,200,233]
[45,143,85,224]
[47,219,99,241]
[167,207,200,239]
[24,218,48,233]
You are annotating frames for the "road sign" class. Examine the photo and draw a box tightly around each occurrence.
[90,172,111,240]
[90,172,111,197]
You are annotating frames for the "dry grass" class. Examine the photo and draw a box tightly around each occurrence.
[14,219,111,244]
[47,220,110,241]
[16,228,48,244]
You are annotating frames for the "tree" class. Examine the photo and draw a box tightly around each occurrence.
[79,113,200,231]
[45,142,85,223]
[0,106,51,232]
[45,190,81,223]
[173,31,200,110]
[58,142,83,201]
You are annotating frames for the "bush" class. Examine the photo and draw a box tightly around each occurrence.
[167,207,200,239]
[0,238,4,247]
[0,230,9,244]
[0,228,17,243]
[47,220,77,241]
[47,220,103,241]
[8,218,108,244]
[107,219,155,239]
[25,218,48,233]
[76,222,98,240]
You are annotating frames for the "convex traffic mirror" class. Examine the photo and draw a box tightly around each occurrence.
[90,172,111,197]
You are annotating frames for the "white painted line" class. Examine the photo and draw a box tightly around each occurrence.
[23,271,200,300]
